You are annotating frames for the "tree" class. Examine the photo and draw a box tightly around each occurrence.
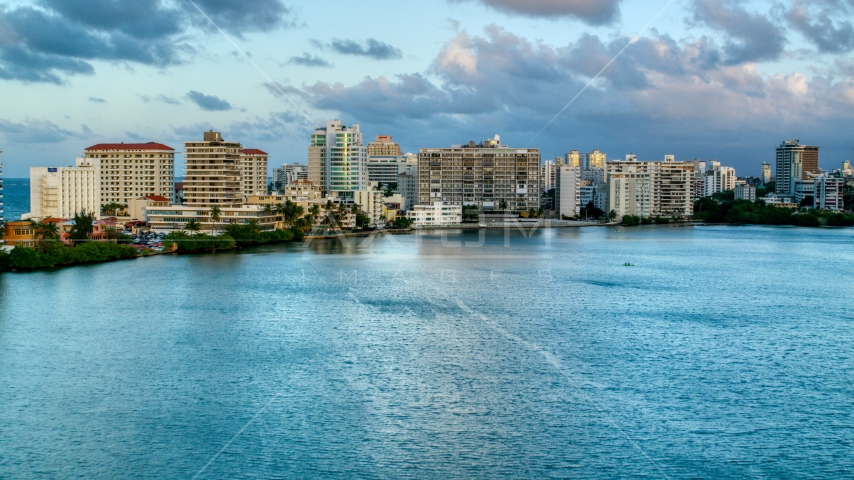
[800,196,814,208]
[68,212,96,245]
[262,204,273,216]
[184,219,202,234]
[101,202,125,216]
[498,198,508,211]
[39,220,60,241]
[608,210,617,221]
[209,206,223,234]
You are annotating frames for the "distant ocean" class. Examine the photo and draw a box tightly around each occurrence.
[2,178,28,222]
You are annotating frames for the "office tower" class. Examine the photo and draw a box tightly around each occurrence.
[761,162,772,184]
[308,120,368,199]
[776,140,819,196]
[84,142,175,205]
[418,136,540,212]
[26,158,99,219]
[586,149,606,169]
[555,166,581,218]
[366,135,402,156]
[183,131,243,208]
[367,153,417,184]
[565,150,582,167]
[240,149,269,197]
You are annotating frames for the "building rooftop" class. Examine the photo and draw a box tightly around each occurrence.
[141,195,170,202]
[85,142,174,151]
[240,149,268,155]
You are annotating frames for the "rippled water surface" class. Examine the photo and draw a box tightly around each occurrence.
[1,226,853,478]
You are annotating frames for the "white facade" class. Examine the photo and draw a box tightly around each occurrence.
[407,202,462,227]
[308,119,368,199]
[734,183,757,202]
[761,162,772,184]
[26,159,99,219]
[146,205,276,234]
[397,170,418,210]
[555,165,581,218]
[541,160,556,192]
[607,157,694,219]
[353,189,385,224]
[704,166,736,196]
[814,175,845,210]
[84,142,175,205]
[240,149,269,197]
[367,153,417,185]
[273,163,308,187]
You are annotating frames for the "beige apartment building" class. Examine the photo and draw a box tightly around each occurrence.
[418,136,540,212]
[184,131,243,208]
[84,142,175,206]
[367,135,402,156]
[240,149,269,197]
[607,156,693,219]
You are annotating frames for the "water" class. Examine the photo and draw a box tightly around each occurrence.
[0,226,852,478]
[2,178,29,222]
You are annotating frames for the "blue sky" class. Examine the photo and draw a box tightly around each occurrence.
[0,0,853,177]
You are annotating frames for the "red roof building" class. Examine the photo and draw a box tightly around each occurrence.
[240,148,268,155]
[85,142,174,151]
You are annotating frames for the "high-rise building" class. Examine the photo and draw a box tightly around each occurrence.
[418,136,540,212]
[397,170,418,210]
[367,153,417,185]
[586,149,606,169]
[541,160,556,192]
[555,166,581,218]
[776,140,819,196]
[366,135,402,156]
[308,120,368,199]
[184,131,243,208]
[25,158,99,219]
[761,162,772,184]
[240,149,268,197]
[84,142,175,205]
[273,163,308,188]
[565,150,582,167]
[0,148,3,225]
[607,156,693,219]
[814,175,845,210]
[704,164,736,196]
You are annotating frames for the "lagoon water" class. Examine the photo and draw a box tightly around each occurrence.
[1,226,853,478]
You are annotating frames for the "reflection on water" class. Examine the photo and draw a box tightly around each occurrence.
[0,225,853,478]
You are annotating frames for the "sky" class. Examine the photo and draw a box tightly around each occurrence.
[0,0,853,177]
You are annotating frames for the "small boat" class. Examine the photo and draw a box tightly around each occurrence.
[623,263,634,267]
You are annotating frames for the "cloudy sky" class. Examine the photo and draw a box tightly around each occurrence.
[1,0,853,177]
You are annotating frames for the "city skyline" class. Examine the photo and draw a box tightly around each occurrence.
[1,0,853,176]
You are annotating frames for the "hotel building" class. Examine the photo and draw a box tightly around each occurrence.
[83,142,175,205]
[418,136,540,212]
[25,159,99,219]
[367,135,402,156]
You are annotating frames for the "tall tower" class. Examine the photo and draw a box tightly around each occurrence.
[776,140,804,196]
[586,149,606,169]
[183,131,243,208]
[761,162,772,184]
[308,120,367,199]
[565,150,582,167]
[239,149,269,197]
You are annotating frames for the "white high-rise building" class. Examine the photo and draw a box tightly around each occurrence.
[25,158,99,219]
[84,142,175,205]
[761,162,772,184]
[814,175,845,210]
[607,156,694,219]
[308,120,368,200]
[704,165,736,196]
[184,131,243,208]
[776,140,819,196]
[555,166,581,218]
[273,163,308,187]
[240,149,269,197]
[541,160,556,192]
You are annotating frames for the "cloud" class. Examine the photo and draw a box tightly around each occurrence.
[139,94,182,105]
[0,0,295,84]
[449,0,622,25]
[286,53,332,67]
[186,91,233,111]
[692,0,786,64]
[88,97,106,103]
[0,117,80,143]
[785,2,854,53]
[324,38,403,60]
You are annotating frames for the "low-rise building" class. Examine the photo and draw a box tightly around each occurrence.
[128,195,171,223]
[407,202,462,227]
[734,183,757,202]
[146,205,277,234]
[3,220,37,247]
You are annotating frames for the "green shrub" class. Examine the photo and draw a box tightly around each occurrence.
[827,213,854,227]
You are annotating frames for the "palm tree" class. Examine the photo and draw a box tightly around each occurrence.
[245,219,261,234]
[498,198,508,212]
[209,206,223,234]
[184,219,202,234]
[68,211,96,245]
[39,220,60,241]
[310,204,320,218]
[608,210,617,222]
[262,204,273,216]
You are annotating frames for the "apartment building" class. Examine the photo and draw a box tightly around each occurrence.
[84,142,175,205]
[407,202,462,227]
[776,140,819,196]
[0,148,3,224]
[586,149,606,169]
[555,166,581,218]
[308,120,368,199]
[565,150,582,167]
[366,135,402,156]
[367,153,417,184]
[273,163,307,187]
[607,156,694,219]
[734,183,757,202]
[541,160,556,192]
[814,175,845,210]
[761,162,772,184]
[184,131,243,208]
[25,158,99,219]
[704,164,736,196]
[397,170,418,210]
[240,149,268,197]
[418,136,540,212]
